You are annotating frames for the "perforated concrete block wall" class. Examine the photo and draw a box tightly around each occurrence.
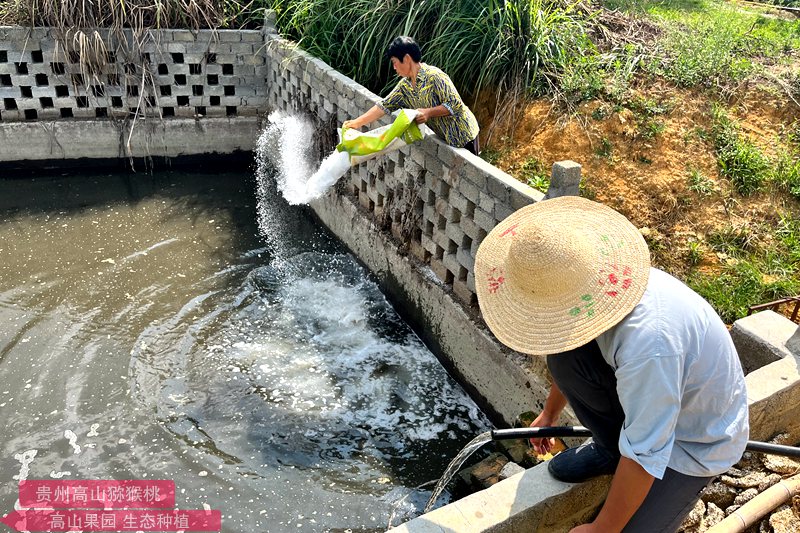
[265,36,544,309]
[0,27,268,123]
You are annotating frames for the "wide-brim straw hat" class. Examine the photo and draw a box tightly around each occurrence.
[475,196,650,355]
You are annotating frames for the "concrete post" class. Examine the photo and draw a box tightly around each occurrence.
[544,160,582,199]
[263,9,278,36]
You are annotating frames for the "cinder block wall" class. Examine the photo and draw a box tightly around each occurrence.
[264,34,544,308]
[0,26,267,122]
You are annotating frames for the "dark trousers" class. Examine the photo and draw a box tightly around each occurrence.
[463,136,479,156]
[547,342,713,533]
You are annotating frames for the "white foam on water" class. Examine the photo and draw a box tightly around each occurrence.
[12,449,37,481]
[64,429,81,454]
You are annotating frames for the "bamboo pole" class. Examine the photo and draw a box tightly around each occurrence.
[705,473,800,533]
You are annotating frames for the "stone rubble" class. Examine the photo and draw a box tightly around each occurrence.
[679,439,800,532]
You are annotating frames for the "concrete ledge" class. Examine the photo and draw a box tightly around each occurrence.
[392,464,609,533]
[731,310,800,374]
[0,117,261,162]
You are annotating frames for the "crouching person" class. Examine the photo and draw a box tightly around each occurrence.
[474,196,749,533]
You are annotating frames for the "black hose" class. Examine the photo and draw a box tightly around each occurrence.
[491,426,800,459]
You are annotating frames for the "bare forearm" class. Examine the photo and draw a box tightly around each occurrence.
[421,105,451,118]
[343,105,385,129]
[592,457,654,532]
[542,381,568,420]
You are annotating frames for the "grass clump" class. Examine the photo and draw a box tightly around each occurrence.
[269,0,600,111]
[688,260,800,323]
[711,104,771,196]
[687,168,716,196]
[773,149,800,200]
[519,157,551,192]
[688,215,800,322]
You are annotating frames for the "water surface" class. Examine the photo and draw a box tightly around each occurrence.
[0,169,490,531]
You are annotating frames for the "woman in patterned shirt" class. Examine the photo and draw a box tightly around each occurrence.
[342,36,481,155]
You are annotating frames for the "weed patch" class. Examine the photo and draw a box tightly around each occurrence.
[711,104,771,195]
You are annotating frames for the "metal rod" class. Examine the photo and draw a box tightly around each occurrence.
[491,427,800,459]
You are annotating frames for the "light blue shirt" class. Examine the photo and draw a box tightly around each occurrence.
[595,268,749,479]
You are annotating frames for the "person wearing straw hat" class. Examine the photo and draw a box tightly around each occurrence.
[475,196,749,533]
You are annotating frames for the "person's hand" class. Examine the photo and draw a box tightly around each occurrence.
[342,119,362,130]
[528,411,557,455]
[414,108,429,124]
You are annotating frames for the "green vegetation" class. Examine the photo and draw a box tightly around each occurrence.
[687,217,800,323]
[596,137,614,160]
[687,168,716,196]
[267,0,599,106]
[711,104,771,196]
[518,157,551,192]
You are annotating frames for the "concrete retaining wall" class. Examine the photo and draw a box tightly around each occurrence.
[0,26,268,162]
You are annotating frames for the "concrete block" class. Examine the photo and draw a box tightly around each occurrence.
[229,42,256,55]
[241,31,263,42]
[479,191,495,214]
[731,310,800,374]
[456,248,475,271]
[432,229,450,252]
[421,234,437,256]
[459,179,481,204]
[425,152,444,177]
[430,258,450,284]
[487,176,510,205]
[473,207,495,233]
[459,216,481,241]
[453,279,475,307]
[38,108,60,120]
[544,159,582,200]
[437,141,457,168]
[444,221,465,245]
[462,163,488,190]
[494,202,514,223]
[450,189,467,217]
[510,187,538,211]
[172,30,197,42]
[167,42,187,54]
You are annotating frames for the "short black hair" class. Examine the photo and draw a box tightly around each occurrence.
[385,36,422,63]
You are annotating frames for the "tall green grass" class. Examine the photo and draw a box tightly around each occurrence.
[268,0,600,106]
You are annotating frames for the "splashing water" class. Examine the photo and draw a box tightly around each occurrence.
[304,150,351,200]
[424,431,493,513]
[256,110,351,207]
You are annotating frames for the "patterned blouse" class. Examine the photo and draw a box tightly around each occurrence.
[378,63,480,148]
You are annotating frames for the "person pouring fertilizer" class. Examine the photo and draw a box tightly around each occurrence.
[474,196,749,533]
[342,36,481,155]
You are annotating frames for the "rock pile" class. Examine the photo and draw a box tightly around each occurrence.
[679,435,800,532]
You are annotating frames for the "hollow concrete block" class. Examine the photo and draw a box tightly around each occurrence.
[731,310,800,374]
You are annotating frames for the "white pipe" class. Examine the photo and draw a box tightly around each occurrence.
[706,473,800,532]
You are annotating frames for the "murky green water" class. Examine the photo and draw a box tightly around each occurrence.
[0,170,490,532]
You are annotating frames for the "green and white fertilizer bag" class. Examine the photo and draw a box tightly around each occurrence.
[304,109,426,202]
